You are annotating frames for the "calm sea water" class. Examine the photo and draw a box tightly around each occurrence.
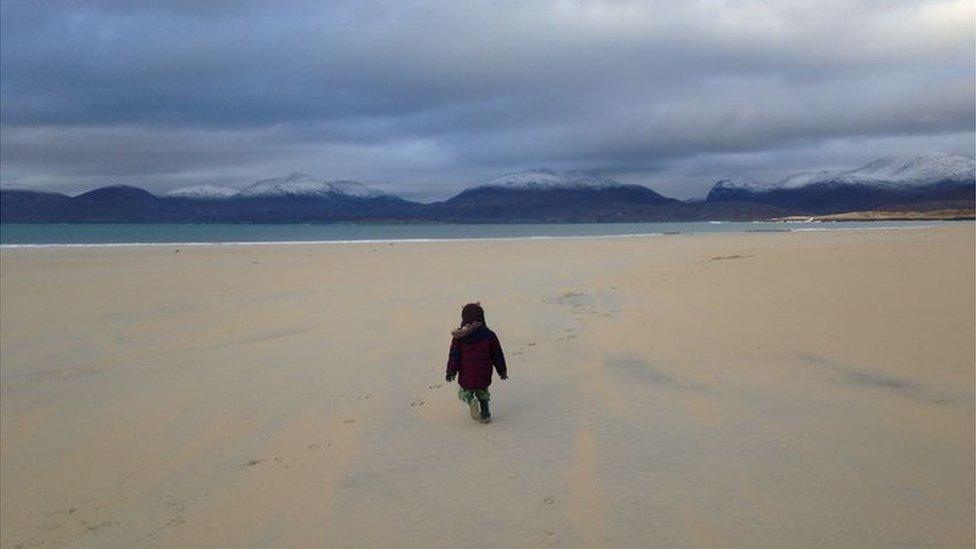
[0,221,963,246]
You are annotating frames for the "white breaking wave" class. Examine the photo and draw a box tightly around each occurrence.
[0,233,668,249]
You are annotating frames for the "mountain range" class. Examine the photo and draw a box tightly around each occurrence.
[2,155,973,223]
[706,154,974,214]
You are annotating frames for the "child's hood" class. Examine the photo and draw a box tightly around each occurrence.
[451,320,487,339]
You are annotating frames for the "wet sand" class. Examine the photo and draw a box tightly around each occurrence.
[1,225,973,548]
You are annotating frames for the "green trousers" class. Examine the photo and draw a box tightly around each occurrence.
[458,388,490,403]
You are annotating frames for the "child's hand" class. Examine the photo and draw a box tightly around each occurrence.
[500,373,508,380]
[446,372,456,382]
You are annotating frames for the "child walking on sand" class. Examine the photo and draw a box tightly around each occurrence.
[445,302,507,423]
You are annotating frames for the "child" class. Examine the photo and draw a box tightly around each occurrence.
[445,302,508,423]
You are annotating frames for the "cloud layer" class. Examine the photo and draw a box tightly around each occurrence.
[2,0,973,199]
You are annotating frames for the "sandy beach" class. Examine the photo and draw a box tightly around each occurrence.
[1,225,973,548]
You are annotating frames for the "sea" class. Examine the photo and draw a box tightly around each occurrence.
[0,221,965,247]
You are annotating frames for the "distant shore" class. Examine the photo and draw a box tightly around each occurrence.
[1,219,966,247]
[775,208,975,222]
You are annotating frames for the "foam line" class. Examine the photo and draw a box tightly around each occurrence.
[0,222,955,249]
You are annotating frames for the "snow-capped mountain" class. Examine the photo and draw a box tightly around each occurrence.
[165,174,389,200]
[708,178,760,191]
[238,173,386,198]
[166,185,240,199]
[837,154,975,187]
[712,154,975,194]
[709,172,833,193]
[4,157,969,223]
[706,154,975,213]
[775,170,838,189]
[486,169,625,189]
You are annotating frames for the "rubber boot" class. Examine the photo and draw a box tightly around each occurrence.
[478,399,491,423]
[468,396,481,420]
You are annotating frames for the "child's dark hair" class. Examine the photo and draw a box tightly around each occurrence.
[461,302,485,325]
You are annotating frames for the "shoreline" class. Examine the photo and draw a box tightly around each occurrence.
[774,209,975,222]
[0,221,965,249]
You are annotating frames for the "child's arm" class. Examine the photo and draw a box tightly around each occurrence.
[490,334,508,380]
[446,338,462,381]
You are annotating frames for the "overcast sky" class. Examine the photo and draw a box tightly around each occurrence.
[1,0,973,200]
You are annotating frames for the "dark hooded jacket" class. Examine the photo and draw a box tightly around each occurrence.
[446,322,506,390]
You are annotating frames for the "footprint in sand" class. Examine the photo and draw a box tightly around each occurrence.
[527,342,537,347]
[410,400,425,407]
[38,507,76,533]
[143,501,188,540]
[163,500,187,529]
[243,455,295,471]
[342,418,357,424]
[26,503,122,547]
[242,456,285,468]
[84,520,118,532]
[711,254,754,261]
[47,507,77,518]
[543,496,555,506]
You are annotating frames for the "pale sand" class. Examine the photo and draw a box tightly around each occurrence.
[1,225,973,548]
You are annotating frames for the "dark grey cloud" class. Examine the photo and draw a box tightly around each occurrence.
[1,0,973,200]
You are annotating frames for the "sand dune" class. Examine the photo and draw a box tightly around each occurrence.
[1,225,973,548]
